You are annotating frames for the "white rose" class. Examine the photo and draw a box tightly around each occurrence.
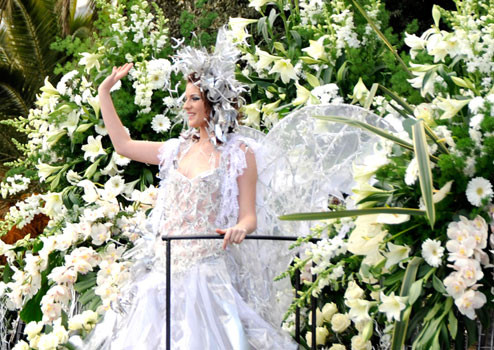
[308,307,323,326]
[351,334,372,350]
[329,344,346,350]
[321,302,338,322]
[24,321,43,340]
[331,313,351,333]
[305,327,329,346]
[37,332,60,350]
[12,340,30,350]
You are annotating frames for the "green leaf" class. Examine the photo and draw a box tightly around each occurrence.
[412,120,435,228]
[336,61,348,82]
[408,279,423,305]
[378,85,415,115]
[390,257,422,350]
[350,0,412,77]
[448,309,457,339]
[432,274,447,295]
[305,73,320,88]
[279,207,426,221]
[74,272,97,293]
[314,115,415,152]
[364,83,379,110]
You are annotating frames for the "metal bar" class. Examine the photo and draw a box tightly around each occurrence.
[311,261,317,350]
[165,237,171,350]
[161,234,321,350]
[295,252,301,344]
[161,234,321,243]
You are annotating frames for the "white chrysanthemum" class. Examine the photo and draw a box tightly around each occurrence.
[421,238,444,267]
[466,177,493,207]
[151,114,171,133]
[147,59,171,90]
[113,152,131,166]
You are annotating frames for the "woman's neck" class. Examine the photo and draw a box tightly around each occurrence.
[198,125,211,144]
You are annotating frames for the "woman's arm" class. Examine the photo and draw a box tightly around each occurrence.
[98,64,163,165]
[216,145,258,250]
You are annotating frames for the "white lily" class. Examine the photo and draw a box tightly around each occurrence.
[378,291,407,322]
[383,242,410,269]
[81,135,106,162]
[269,58,298,84]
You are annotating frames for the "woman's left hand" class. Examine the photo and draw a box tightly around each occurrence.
[216,226,248,250]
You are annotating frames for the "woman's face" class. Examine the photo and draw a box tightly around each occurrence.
[183,82,209,129]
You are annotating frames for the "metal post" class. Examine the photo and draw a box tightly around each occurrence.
[311,261,317,350]
[295,252,300,344]
[165,237,171,350]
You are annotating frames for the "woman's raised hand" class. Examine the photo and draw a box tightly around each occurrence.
[216,226,248,250]
[98,63,133,93]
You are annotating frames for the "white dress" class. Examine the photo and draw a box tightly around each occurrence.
[81,134,297,350]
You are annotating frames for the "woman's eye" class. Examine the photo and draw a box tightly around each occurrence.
[192,96,201,101]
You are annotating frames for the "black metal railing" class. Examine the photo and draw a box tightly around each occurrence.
[161,234,321,350]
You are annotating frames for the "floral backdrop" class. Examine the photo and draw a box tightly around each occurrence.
[0,0,493,349]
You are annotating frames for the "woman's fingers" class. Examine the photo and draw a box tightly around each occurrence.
[216,227,246,249]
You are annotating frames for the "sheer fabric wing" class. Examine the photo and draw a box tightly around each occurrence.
[237,104,390,324]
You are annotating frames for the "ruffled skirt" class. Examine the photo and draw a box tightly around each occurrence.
[77,256,297,350]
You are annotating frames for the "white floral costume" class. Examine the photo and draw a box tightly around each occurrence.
[81,134,297,350]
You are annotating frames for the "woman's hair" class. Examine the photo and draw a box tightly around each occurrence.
[186,73,243,138]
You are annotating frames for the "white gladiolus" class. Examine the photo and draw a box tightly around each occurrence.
[91,222,112,246]
[455,290,486,320]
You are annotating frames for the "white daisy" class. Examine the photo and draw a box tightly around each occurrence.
[421,238,444,267]
[151,114,171,133]
[466,177,493,207]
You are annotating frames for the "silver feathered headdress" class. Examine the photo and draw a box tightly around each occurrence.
[173,27,247,143]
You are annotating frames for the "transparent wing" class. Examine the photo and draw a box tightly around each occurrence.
[235,104,390,324]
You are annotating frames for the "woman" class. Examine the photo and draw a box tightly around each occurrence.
[84,45,297,348]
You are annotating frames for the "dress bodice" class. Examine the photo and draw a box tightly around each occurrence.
[152,142,227,273]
